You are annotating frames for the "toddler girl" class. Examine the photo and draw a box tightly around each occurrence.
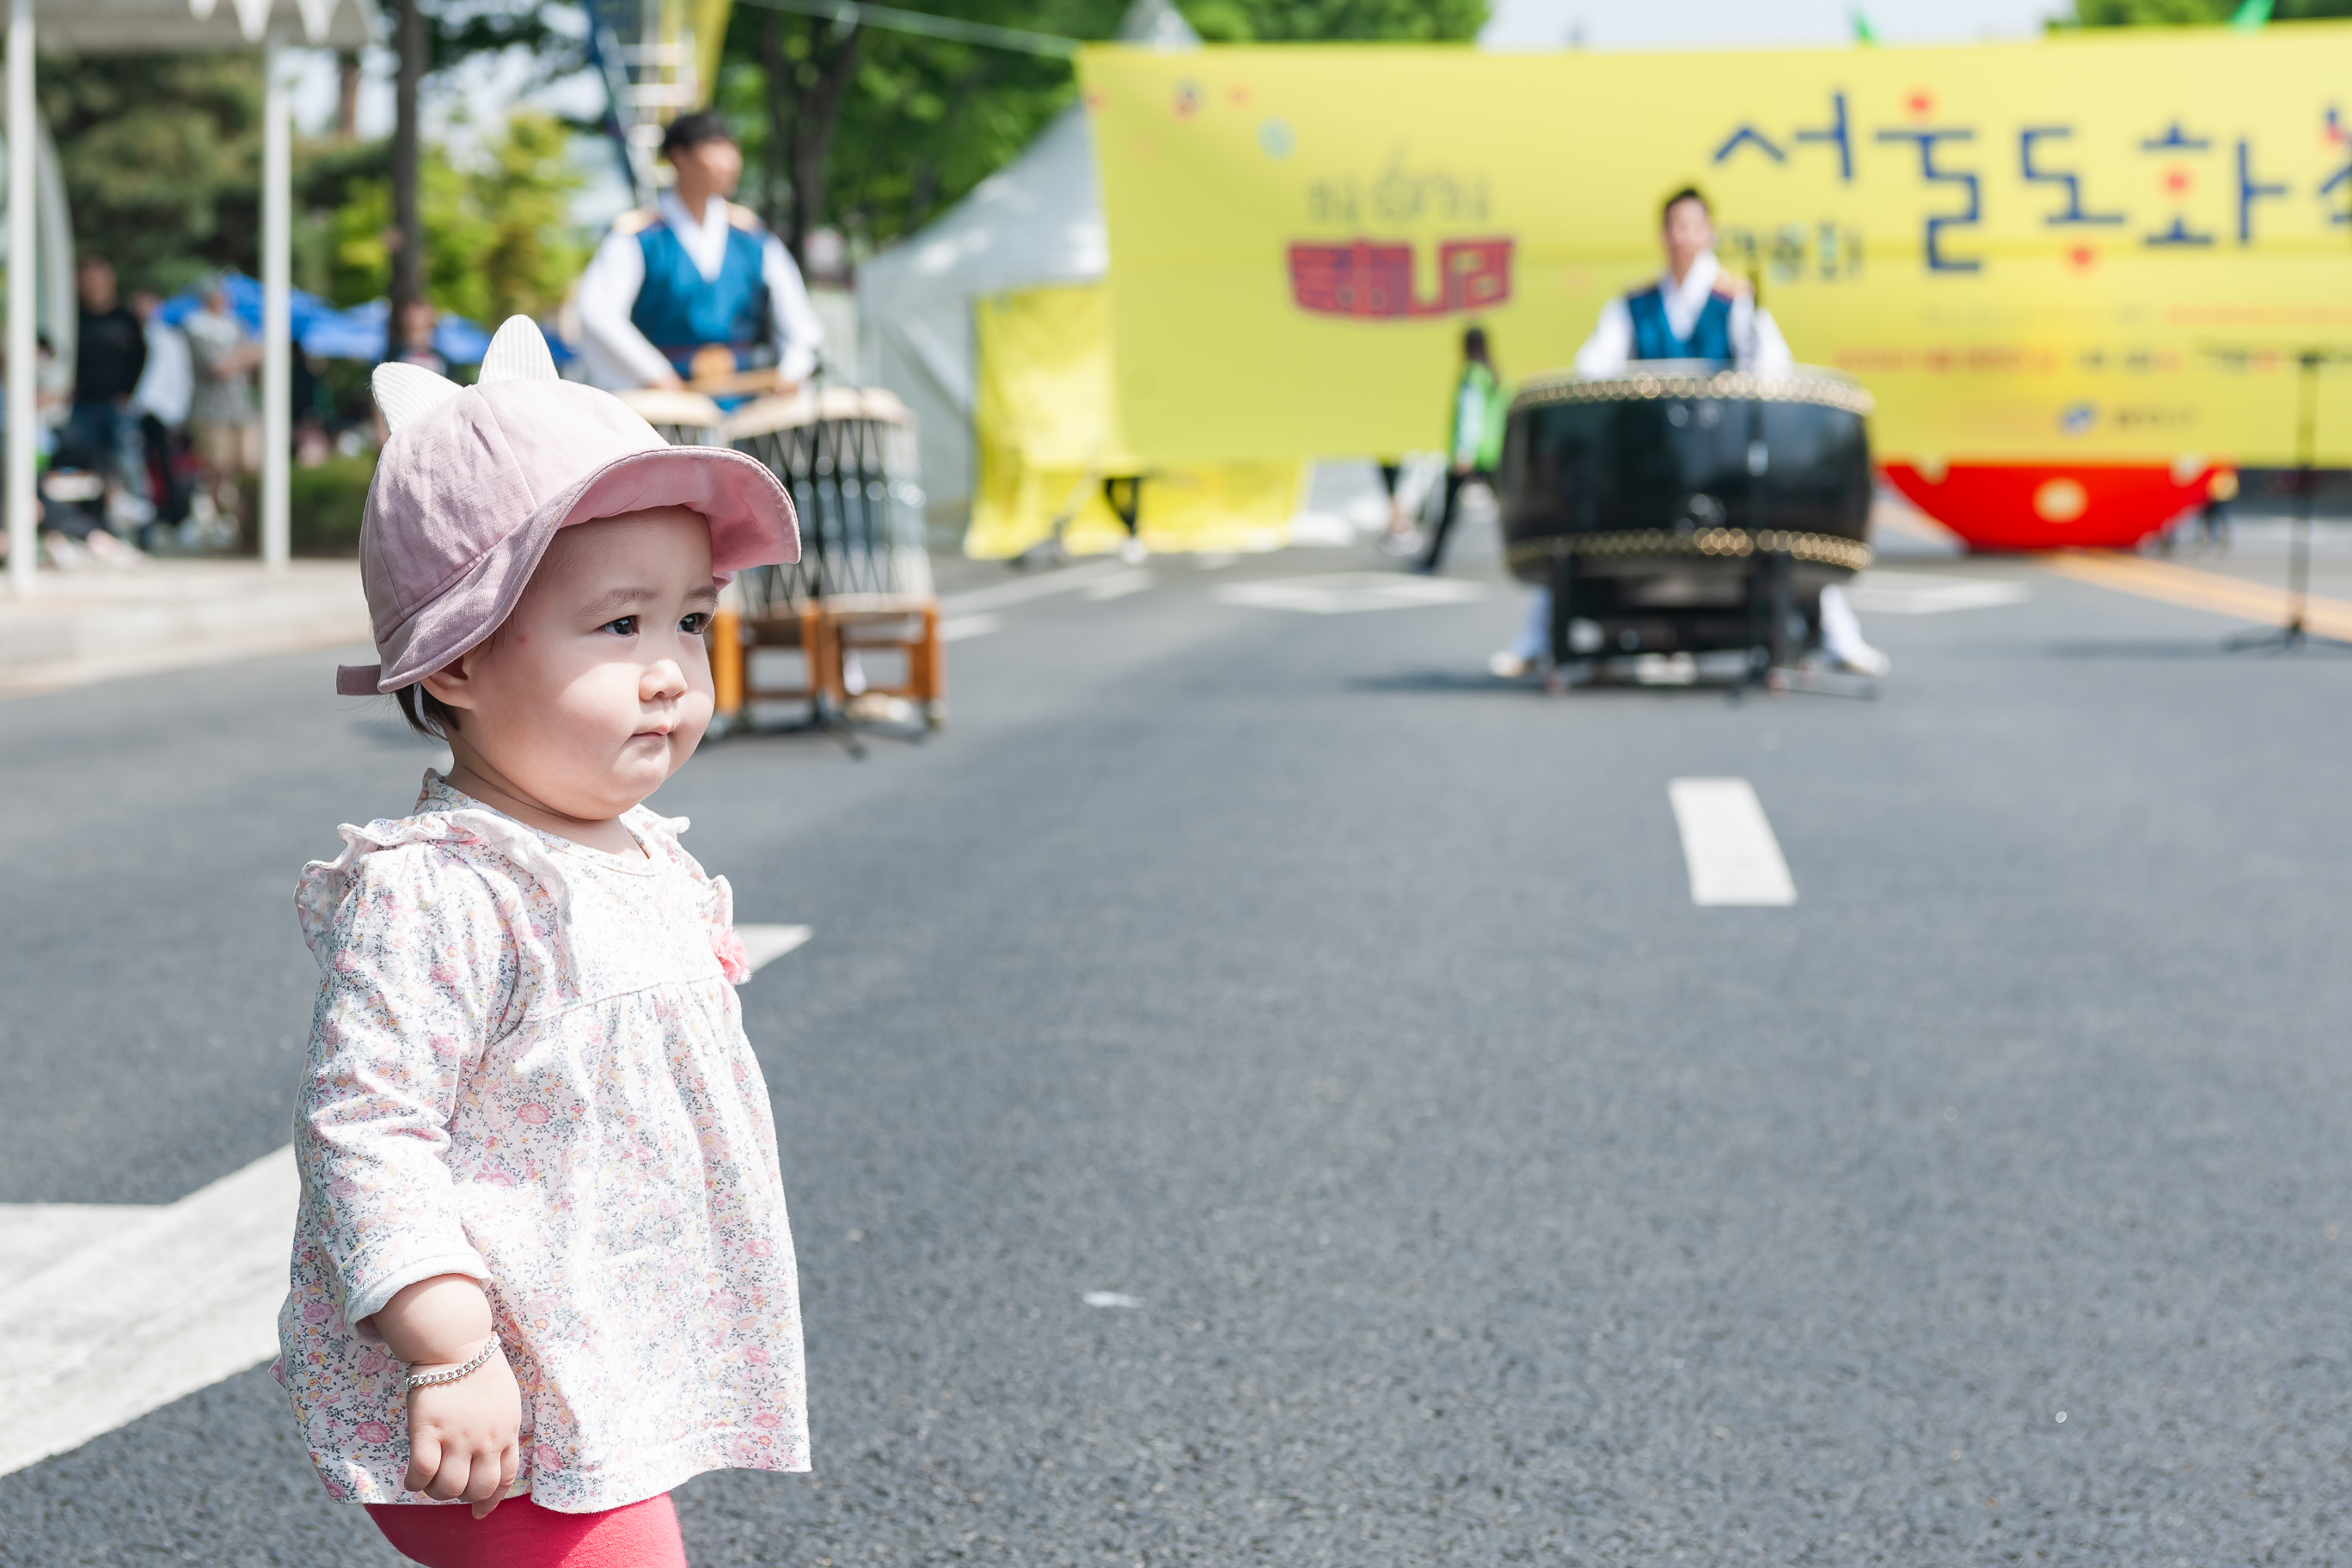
[275,318,806,1567]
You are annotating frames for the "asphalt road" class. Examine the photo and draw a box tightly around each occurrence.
[5,535,2352,1565]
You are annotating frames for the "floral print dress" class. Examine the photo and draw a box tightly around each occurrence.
[274,771,807,1513]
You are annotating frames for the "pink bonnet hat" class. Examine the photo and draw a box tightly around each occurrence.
[335,315,799,696]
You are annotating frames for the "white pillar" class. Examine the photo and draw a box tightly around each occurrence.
[260,33,291,572]
[5,0,33,597]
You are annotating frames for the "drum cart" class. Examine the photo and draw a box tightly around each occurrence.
[617,387,942,750]
[1499,365,1879,697]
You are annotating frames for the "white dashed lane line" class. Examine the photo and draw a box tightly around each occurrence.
[1213,573,1487,615]
[1841,570,2032,615]
[1668,778,1798,907]
[0,925,814,1477]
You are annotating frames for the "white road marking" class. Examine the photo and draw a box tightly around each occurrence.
[1843,571,2032,615]
[1213,573,1486,616]
[0,928,819,1476]
[1668,778,1798,907]
[1081,568,1155,601]
[737,923,812,972]
[937,560,1134,616]
[940,613,1004,643]
[0,1146,299,1477]
[1083,1291,1144,1309]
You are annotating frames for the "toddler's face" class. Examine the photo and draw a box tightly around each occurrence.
[426,507,718,824]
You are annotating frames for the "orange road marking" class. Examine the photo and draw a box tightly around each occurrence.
[2037,551,2352,641]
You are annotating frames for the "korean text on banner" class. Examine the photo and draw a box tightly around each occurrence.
[1079,29,2352,467]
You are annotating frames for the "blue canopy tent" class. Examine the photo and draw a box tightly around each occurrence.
[152,275,542,368]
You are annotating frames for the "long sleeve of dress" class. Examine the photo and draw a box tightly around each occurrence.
[297,842,518,1327]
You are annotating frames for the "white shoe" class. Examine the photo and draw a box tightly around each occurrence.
[1119,536,1148,565]
[1488,652,1529,679]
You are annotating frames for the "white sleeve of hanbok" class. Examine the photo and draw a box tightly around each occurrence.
[1573,297,1632,377]
[575,230,676,392]
[1736,298,1795,376]
[763,235,824,386]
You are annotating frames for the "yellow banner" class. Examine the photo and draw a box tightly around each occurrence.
[1081,28,2352,466]
[969,284,1308,557]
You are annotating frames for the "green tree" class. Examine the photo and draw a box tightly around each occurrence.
[329,111,583,322]
[1180,0,1488,40]
[720,0,1487,261]
[2061,0,2351,22]
[37,54,264,292]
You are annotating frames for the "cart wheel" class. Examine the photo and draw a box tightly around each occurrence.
[922,701,947,731]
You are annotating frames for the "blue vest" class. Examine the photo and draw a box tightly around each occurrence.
[628,211,770,376]
[1625,284,1735,362]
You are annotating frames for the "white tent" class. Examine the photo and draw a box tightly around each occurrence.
[854,0,1195,541]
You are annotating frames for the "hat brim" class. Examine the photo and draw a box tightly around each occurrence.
[373,444,797,692]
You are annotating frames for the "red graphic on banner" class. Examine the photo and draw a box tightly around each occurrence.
[1287,236,1514,320]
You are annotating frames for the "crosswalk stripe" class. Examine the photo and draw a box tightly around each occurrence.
[0,923,814,1476]
[1669,778,1798,907]
[0,1146,297,1477]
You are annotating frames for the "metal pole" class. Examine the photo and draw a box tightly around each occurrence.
[261,33,291,571]
[5,0,34,597]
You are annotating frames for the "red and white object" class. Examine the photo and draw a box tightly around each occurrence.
[1880,459,2230,553]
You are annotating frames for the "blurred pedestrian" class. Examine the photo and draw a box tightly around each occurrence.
[575,110,823,398]
[283,320,806,1567]
[1413,327,1506,573]
[2199,469,2237,553]
[389,297,447,377]
[182,275,262,540]
[1374,456,1420,558]
[129,288,193,542]
[64,255,147,500]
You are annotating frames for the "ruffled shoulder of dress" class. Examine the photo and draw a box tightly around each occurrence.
[625,805,710,878]
[295,771,572,957]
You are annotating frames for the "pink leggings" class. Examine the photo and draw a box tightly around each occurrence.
[365,1493,686,1567]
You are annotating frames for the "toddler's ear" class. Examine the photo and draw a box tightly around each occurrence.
[420,651,483,718]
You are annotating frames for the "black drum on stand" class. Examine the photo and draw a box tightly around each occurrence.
[1498,364,1874,668]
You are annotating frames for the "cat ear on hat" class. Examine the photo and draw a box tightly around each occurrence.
[478,315,560,385]
[371,315,561,434]
[371,361,462,433]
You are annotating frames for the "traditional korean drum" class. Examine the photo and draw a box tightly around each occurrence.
[720,387,931,616]
[1498,364,1874,658]
[609,387,727,448]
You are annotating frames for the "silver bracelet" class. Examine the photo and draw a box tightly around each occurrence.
[403,1336,501,1393]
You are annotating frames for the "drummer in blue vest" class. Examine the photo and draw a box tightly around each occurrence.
[1572,186,1789,377]
[1491,187,1887,677]
[575,112,824,399]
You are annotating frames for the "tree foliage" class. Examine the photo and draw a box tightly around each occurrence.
[38,54,265,292]
[2061,0,2351,22]
[1179,0,1488,41]
[327,112,584,321]
[719,0,1487,260]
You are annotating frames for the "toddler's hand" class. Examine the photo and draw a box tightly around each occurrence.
[403,1341,521,1519]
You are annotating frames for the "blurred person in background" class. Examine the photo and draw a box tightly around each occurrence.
[65,255,147,501]
[575,111,823,396]
[183,275,262,542]
[1573,187,1788,377]
[389,297,447,377]
[1413,328,1507,573]
[129,288,193,544]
